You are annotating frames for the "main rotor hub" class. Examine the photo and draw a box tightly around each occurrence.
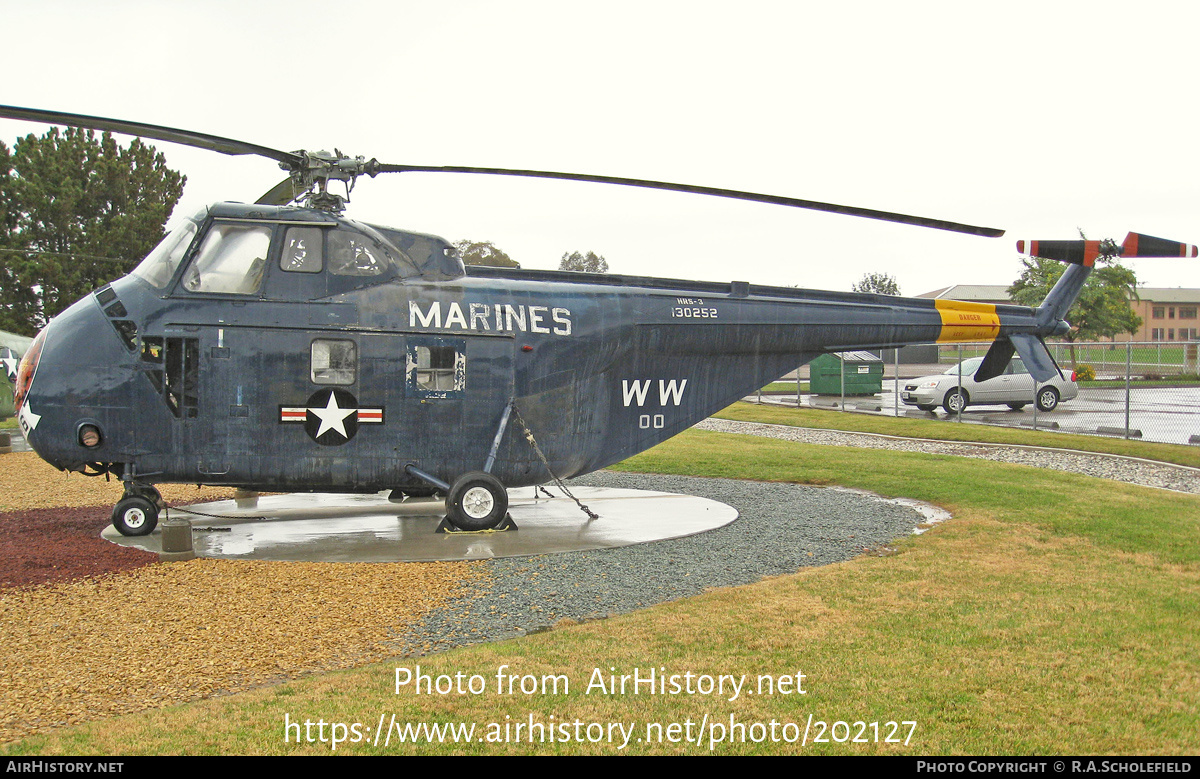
[281,150,379,213]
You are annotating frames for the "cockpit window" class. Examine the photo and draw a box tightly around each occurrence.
[132,220,199,289]
[328,229,392,277]
[281,227,324,273]
[184,223,272,295]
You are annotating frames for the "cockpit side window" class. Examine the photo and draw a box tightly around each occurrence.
[328,229,391,277]
[184,223,273,295]
[281,227,324,273]
[133,220,199,289]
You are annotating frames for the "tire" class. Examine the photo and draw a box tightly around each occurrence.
[916,404,937,412]
[1007,403,1026,411]
[112,495,159,537]
[446,472,509,531]
[131,484,164,509]
[1035,386,1060,412]
[943,389,968,415]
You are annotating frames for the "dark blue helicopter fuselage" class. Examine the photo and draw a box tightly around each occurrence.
[17,202,1039,495]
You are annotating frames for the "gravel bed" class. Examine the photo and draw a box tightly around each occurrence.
[696,418,1200,494]
[398,417,1199,655]
[393,472,929,655]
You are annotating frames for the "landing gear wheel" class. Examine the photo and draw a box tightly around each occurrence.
[1007,402,1026,410]
[916,404,936,412]
[446,472,509,531]
[112,495,159,537]
[1035,386,1060,412]
[130,484,164,509]
[943,389,968,415]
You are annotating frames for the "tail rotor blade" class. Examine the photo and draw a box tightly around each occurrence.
[1120,233,1199,258]
[1018,233,1199,264]
[1015,239,1102,266]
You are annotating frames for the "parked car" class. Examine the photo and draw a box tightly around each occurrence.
[900,356,1079,414]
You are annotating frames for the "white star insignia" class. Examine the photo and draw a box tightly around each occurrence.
[309,392,356,439]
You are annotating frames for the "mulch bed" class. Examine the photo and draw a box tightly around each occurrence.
[0,507,156,589]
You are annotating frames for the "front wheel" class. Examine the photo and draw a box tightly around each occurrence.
[1035,386,1060,412]
[1007,402,1026,411]
[916,404,937,412]
[943,389,968,415]
[446,472,509,531]
[112,495,159,537]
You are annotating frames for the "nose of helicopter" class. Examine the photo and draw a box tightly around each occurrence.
[13,326,48,442]
[14,291,135,472]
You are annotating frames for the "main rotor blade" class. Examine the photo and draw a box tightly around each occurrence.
[375,164,1005,237]
[0,105,303,167]
[256,177,299,206]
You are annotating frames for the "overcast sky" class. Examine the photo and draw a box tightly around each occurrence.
[3,0,1198,295]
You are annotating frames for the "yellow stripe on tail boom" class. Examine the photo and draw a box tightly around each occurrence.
[934,299,1000,343]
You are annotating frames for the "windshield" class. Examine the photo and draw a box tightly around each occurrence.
[943,357,984,375]
[132,220,199,289]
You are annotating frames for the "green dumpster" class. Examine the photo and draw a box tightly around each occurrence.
[0,373,13,420]
[810,351,884,396]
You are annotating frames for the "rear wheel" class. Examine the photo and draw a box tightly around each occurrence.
[943,389,968,415]
[446,472,509,531]
[1036,386,1060,412]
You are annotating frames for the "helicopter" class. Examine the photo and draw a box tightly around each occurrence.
[4,105,1195,536]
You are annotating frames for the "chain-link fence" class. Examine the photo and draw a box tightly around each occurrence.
[755,341,1200,446]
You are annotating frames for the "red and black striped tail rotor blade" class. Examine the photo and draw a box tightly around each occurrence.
[1119,232,1199,258]
[1015,239,1103,266]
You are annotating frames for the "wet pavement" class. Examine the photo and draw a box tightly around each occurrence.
[1,430,30,452]
[761,382,1200,446]
[102,486,740,562]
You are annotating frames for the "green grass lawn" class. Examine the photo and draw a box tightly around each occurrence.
[939,343,1197,369]
[5,422,1197,755]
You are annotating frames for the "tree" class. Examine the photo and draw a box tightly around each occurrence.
[559,250,608,273]
[852,272,901,296]
[1007,240,1141,364]
[453,239,519,268]
[0,127,185,335]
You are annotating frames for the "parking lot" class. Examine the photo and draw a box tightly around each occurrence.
[759,381,1200,446]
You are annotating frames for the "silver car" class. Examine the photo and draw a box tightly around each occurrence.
[900,356,1079,414]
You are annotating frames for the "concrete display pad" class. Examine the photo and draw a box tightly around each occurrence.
[101,486,739,562]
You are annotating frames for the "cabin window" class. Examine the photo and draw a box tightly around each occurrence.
[184,223,272,295]
[416,346,457,390]
[311,339,357,385]
[328,229,390,277]
[407,338,465,398]
[281,227,324,273]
